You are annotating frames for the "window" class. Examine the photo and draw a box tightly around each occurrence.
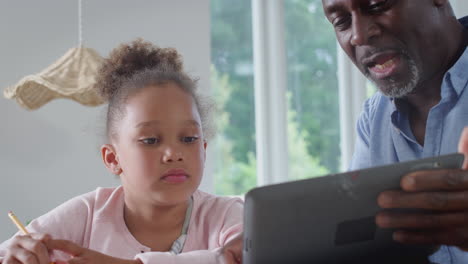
[211,0,256,195]
[210,0,468,195]
[284,0,339,180]
[211,0,348,195]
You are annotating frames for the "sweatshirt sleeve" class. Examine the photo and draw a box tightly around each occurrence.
[216,198,243,246]
[0,193,94,262]
[135,249,224,264]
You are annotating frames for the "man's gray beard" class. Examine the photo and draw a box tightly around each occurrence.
[367,57,420,98]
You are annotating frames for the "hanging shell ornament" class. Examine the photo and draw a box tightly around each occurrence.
[4,46,104,110]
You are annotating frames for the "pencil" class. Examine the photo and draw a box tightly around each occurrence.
[8,211,56,264]
[8,211,29,235]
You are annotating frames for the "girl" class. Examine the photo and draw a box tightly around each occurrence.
[0,39,243,264]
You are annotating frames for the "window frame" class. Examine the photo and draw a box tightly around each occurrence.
[252,0,367,185]
[211,0,468,190]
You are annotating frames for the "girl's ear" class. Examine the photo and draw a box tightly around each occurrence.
[101,144,122,175]
[203,141,208,164]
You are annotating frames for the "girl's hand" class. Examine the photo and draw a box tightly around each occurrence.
[3,233,52,264]
[218,233,242,264]
[46,239,140,264]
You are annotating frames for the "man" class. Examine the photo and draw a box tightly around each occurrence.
[321,0,468,263]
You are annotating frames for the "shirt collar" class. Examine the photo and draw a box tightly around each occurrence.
[444,16,468,97]
[389,16,468,108]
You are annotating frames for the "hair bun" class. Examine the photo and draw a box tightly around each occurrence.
[95,38,184,101]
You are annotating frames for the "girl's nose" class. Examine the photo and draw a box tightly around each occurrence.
[162,147,184,163]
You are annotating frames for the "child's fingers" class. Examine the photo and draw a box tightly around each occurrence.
[4,244,26,264]
[3,255,22,264]
[67,257,87,264]
[13,250,40,264]
[14,235,50,264]
[46,239,84,257]
[30,233,52,243]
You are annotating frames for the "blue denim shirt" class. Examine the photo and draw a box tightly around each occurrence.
[349,16,468,264]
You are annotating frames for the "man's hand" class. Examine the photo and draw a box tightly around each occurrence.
[459,126,468,170]
[46,239,141,264]
[376,127,468,251]
[218,233,242,264]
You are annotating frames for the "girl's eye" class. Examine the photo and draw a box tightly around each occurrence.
[182,136,199,143]
[140,138,158,145]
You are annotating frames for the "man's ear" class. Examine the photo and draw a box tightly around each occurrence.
[433,0,448,7]
[101,144,122,175]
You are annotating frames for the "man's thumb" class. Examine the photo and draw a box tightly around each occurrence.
[458,127,468,170]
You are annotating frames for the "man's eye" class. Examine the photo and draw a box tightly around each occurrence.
[140,138,158,145]
[367,0,389,13]
[182,136,199,143]
[333,16,351,30]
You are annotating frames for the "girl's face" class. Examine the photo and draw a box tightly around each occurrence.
[113,83,206,206]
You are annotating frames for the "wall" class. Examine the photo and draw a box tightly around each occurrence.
[0,0,210,240]
[452,0,468,18]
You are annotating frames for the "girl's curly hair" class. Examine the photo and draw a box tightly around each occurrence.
[94,38,214,141]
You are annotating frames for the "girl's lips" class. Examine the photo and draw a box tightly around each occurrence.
[161,174,188,183]
[161,168,189,183]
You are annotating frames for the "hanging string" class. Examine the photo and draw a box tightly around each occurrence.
[78,0,83,46]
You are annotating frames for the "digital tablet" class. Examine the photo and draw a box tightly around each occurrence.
[243,153,465,264]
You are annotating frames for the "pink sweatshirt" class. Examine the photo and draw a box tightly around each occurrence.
[0,186,243,264]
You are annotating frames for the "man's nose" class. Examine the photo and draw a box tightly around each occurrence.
[350,15,381,46]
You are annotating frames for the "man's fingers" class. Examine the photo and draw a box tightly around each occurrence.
[46,239,84,257]
[378,190,468,210]
[401,169,468,191]
[393,228,468,248]
[458,127,468,170]
[400,130,468,191]
[376,211,468,229]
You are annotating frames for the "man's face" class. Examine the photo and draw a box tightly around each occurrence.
[322,0,446,98]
